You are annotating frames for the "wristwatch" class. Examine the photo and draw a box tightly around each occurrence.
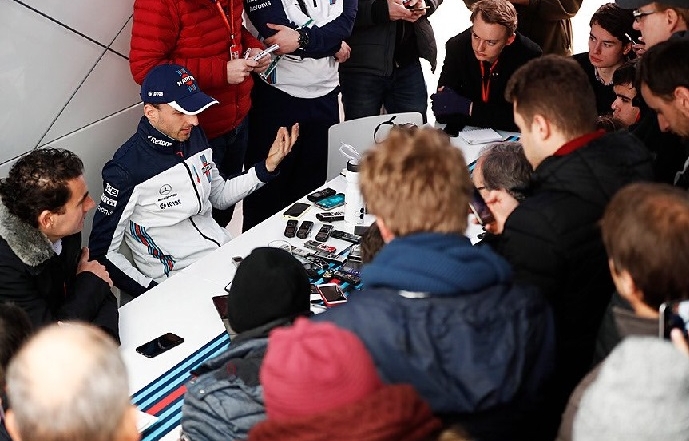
[297,28,310,50]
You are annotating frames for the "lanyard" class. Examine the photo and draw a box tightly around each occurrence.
[214,0,237,46]
[479,59,499,103]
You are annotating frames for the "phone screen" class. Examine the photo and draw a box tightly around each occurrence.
[316,193,345,210]
[660,301,689,339]
[469,187,494,225]
[136,333,184,358]
[284,202,310,218]
[318,284,347,303]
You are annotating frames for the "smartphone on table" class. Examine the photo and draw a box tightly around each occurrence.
[660,300,689,340]
[469,186,494,225]
[315,193,345,211]
[317,283,347,307]
[283,202,311,219]
[136,333,184,358]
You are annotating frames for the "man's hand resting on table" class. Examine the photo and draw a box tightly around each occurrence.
[265,123,299,172]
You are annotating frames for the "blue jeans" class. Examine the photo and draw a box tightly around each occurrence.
[208,117,249,227]
[340,60,428,122]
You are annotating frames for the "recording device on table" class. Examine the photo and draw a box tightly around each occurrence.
[284,202,310,219]
[469,186,495,226]
[317,283,347,307]
[330,230,361,244]
[284,219,298,238]
[316,211,345,222]
[660,300,689,340]
[308,187,337,203]
[136,333,184,358]
[297,221,314,239]
[212,295,236,336]
[315,224,334,242]
[315,193,345,211]
[231,256,244,268]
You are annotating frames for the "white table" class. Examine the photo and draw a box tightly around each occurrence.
[119,133,513,440]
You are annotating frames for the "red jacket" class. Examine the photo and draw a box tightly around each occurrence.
[130,0,263,139]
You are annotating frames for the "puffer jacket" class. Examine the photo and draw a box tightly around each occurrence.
[130,0,263,139]
[313,232,555,441]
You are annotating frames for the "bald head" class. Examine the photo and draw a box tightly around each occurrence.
[5,323,138,441]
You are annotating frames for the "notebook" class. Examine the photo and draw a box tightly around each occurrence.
[458,128,504,145]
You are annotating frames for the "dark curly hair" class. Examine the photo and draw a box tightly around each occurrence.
[0,148,84,227]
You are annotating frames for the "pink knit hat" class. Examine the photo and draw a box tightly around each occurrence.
[260,318,383,421]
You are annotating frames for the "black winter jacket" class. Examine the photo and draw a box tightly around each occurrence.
[487,130,653,435]
[0,201,119,341]
[436,30,541,134]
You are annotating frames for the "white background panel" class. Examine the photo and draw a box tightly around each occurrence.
[40,104,144,243]
[0,0,103,162]
[42,50,140,144]
[110,16,133,58]
[19,0,135,47]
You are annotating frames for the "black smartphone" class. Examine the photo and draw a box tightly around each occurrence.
[212,295,229,320]
[283,202,310,219]
[660,301,689,339]
[315,193,345,211]
[469,187,494,225]
[136,333,184,358]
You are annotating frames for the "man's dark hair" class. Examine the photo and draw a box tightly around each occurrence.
[0,303,32,389]
[601,183,689,310]
[612,60,648,111]
[478,142,532,201]
[0,148,84,228]
[637,39,689,100]
[506,55,597,138]
[590,3,639,54]
[595,115,626,132]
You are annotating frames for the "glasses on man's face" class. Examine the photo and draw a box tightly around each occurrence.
[373,116,418,144]
[632,8,660,22]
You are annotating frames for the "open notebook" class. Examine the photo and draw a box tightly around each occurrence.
[458,127,504,145]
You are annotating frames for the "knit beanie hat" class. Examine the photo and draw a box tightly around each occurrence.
[260,318,383,421]
[574,337,689,441]
[227,247,311,333]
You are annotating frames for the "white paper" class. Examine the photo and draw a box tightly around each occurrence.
[459,128,503,145]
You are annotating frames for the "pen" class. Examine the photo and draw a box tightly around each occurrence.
[625,33,639,46]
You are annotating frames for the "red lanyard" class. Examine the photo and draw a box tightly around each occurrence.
[214,0,237,45]
[479,60,499,103]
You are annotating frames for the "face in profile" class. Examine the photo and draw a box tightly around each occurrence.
[44,175,96,240]
[632,4,673,49]
[641,84,689,137]
[145,103,199,141]
[471,14,514,64]
[611,83,641,126]
[588,23,630,69]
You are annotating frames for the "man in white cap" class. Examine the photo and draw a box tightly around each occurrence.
[89,64,298,296]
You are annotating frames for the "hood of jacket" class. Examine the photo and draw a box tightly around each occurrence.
[361,232,512,296]
[0,200,54,267]
[533,131,653,206]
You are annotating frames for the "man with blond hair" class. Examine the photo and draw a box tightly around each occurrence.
[4,323,138,441]
[313,127,554,440]
[432,0,541,134]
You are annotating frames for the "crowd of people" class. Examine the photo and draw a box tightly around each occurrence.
[2,0,689,439]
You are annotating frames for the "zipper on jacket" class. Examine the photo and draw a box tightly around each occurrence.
[182,161,203,214]
[189,217,221,247]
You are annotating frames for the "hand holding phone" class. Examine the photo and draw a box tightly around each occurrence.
[469,187,495,226]
[660,301,689,340]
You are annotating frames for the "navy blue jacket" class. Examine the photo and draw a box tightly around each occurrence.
[313,232,554,417]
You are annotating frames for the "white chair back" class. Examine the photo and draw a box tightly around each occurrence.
[326,112,424,180]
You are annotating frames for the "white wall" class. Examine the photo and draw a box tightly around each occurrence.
[0,0,140,239]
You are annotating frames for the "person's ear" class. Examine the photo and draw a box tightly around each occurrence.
[532,114,550,142]
[375,218,395,243]
[674,86,689,112]
[36,210,54,233]
[143,104,159,124]
[5,410,23,441]
[506,34,516,46]
[666,8,679,28]
[622,41,632,56]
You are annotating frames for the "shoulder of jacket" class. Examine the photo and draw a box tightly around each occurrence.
[0,201,54,267]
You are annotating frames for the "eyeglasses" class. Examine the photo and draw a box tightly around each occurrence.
[632,9,660,22]
[373,116,418,143]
